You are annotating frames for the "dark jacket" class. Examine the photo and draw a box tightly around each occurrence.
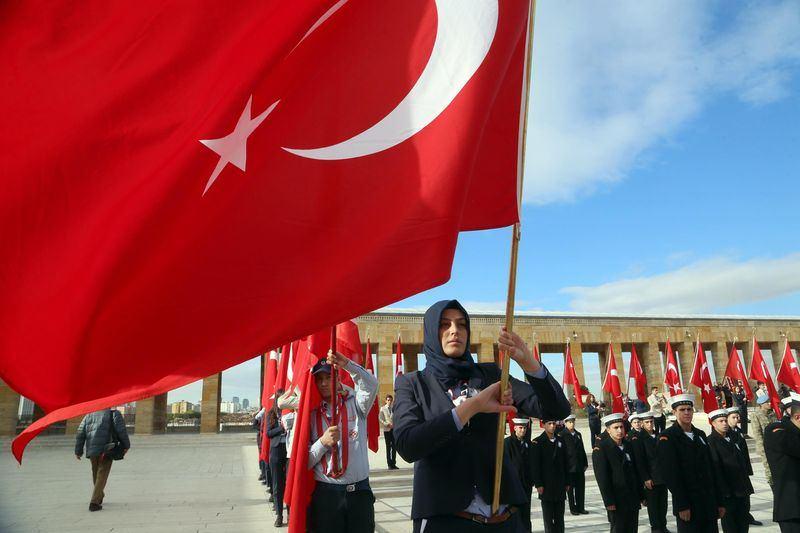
[592,435,643,511]
[504,435,534,492]
[586,403,601,426]
[74,409,130,458]
[657,423,721,520]
[707,430,753,499]
[266,412,286,450]
[393,364,570,519]
[764,417,800,522]
[632,430,664,486]
[559,428,587,474]
[531,431,568,501]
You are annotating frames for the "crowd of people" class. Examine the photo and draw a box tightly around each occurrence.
[247,300,799,533]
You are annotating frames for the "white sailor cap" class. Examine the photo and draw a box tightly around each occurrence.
[781,393,800,409]
[512,418,530,425]
[725,407,740,416]
[670,394,695,408]
[601,413,624,427]
[639,411,656,420]
[563,414,576,422]
[708,409,728,421]
[628,413,640,421]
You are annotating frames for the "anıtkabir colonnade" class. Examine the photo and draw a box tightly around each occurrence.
[1,312,798,437]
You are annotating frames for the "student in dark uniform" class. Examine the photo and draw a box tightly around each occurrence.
[764,393,800,533]
[531,418,569,533]
[633,411,670,533]
[559,414,588,516]
[393,300,571,533]
[724,407,760,527]
[707,409,753,533]
[626,412,642,441]
[658,394,724,533]
[505,417,535,532]
[592,412,644,533]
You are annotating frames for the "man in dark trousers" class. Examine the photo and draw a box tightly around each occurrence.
[532,418,569,533]
[505,417,535,532]
[560,414,588,516]
[593,412,644,533]
[633,412,670,533]
[706,409,753,533]
[658,394,724,532]
[725,407,760,527]
[393,300,571,533]
[764,393,800,532]
[74,408,130,512]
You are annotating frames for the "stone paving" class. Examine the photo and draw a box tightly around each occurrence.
[0,420,780,532]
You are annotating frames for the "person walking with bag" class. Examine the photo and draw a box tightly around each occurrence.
[74,408,130,511]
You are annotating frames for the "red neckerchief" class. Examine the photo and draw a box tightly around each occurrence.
[315,391,349,479]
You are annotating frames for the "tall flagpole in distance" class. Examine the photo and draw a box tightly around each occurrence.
[492,0,537,515]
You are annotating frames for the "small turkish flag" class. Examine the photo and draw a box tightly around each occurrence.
[563,342,584,407]
[748,337,782,417]
[777,339,800,394]
[689,340,718,414]
[723,343,753,400]
[663,339,683,396]
[1,0,533,461]
[395,336,405,379]
[602,344,625,414]
[628,343,647,400]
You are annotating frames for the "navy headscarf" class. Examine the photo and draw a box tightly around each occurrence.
[423,299,480,389]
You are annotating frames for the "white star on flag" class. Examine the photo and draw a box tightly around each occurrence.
[199,96,279,195]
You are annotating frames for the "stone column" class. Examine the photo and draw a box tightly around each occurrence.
[711,341,729,387]
[376,337,395,403]
[679,341,696,396]
[0,379,20,437]
[135,393,167,434]
[201,373,222,434]
[65,416,84,435]
[640,342,662,394]
[479,342,496,364]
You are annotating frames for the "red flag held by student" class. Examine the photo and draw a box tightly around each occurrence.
[563,342,584,408]
[724,343,753,400]
[664,339,683,396]
[628,344,647,400]
[0,0,533,461]
[748,338,782,417]
[689,340,718,414]
[259,349,280,462]
[777,339,800,393]
[364,339,380,453]
[603,345,625,414]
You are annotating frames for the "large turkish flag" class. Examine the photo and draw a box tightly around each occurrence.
[0,0,531,460]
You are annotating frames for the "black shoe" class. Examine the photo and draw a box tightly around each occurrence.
[570,511,580,516]
[274,515,284,527]
[580,510,590,515]
[389,465,400,470]
[258,474,265,481]
[749,519,763,526]
[89,503,102,512]
[268,494,274,503]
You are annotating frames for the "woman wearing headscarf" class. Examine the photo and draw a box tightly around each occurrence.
[393,300,571,532]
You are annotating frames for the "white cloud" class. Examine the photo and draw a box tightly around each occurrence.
[562,253,800,314]
[524,1,800,204]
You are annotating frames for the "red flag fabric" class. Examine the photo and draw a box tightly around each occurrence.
[364,339,380,453]
[284,353,322,533]
[602,345,625,414]
[689,340,718,414]
[275,342,298,393]
[724,343,753,401]
[628,344,647,400]
[259,349,280,462]
[563,342,584,408]
[1,1,532,461]
[748,338,782,417]
[777,340,800,393]
[395,336,405,379]
[532,342,541,363]
[664,339,683,396]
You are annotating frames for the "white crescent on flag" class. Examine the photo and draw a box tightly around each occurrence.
[284,0,499,160]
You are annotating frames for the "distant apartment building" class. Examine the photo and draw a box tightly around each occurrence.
[242,398,250,410]
[18,397,34,419]
[170,400,195,414]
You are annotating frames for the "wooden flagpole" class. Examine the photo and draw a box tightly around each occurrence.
[492,0,537,515]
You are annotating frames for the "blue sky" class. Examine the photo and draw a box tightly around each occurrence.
[171,1,800,404]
